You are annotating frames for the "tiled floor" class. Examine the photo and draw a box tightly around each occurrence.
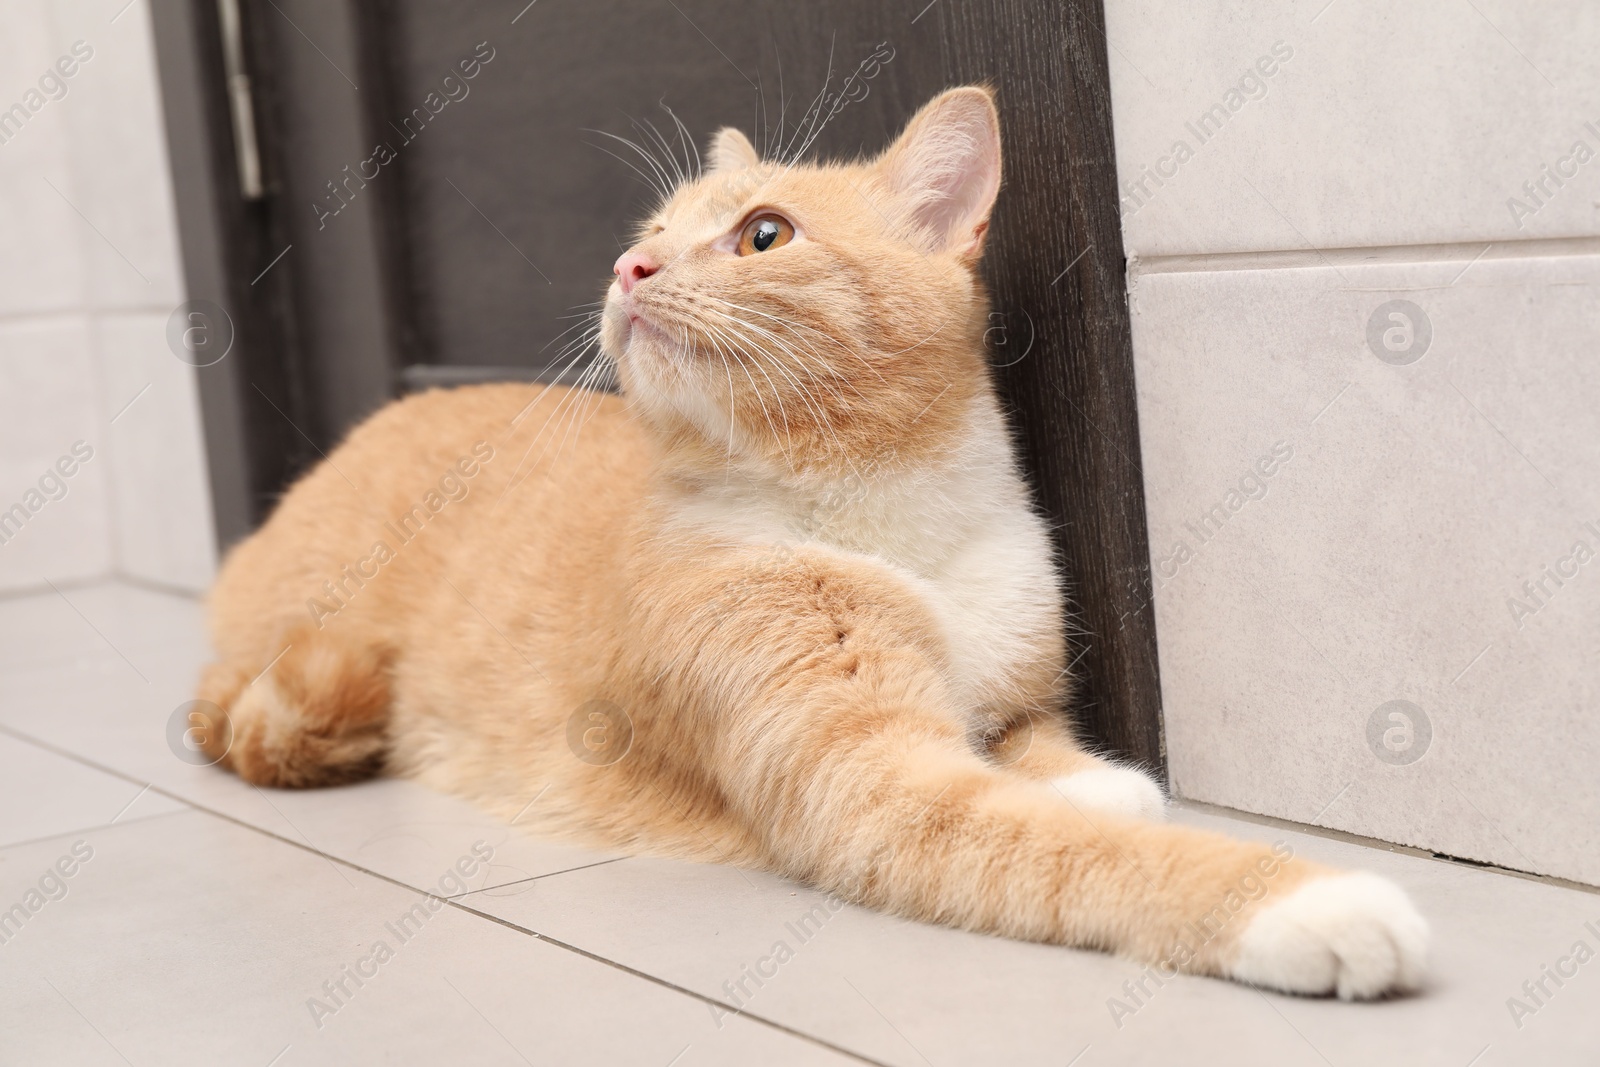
[1,582,1595,1065]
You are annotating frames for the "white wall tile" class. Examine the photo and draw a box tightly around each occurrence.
[0,317,113,588]
[95,313,215,591]
[1129,251,1600,884]
[47,0,185,309]
[0,1,216,592]
[1106,0,1600,256]
[0,4,88,317]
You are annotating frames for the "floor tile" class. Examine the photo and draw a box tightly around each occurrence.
[0,731,184,847]
[0,583,620,898]
[454,806,1600,1066]
[6,580,1596,1064]
[0,808,864,1066]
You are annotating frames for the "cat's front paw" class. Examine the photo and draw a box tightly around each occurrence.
[1050,766,1167,821]
[1228,872,1428,999]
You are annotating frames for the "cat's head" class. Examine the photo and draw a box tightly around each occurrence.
[600,86,1002,477]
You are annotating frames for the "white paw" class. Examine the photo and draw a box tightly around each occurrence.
[1229,872,1428,1000]
[1050,766,1167,821]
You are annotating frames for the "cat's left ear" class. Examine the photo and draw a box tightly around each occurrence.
[708,127,760,173]
[874,87,1001,261]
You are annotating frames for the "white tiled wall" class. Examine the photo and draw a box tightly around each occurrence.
[1107,1,1600,884]
[0,0,215,593]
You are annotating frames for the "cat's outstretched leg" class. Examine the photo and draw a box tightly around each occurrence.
[195,626,392,787]
[652,547,1426,997]
[987,712,1168,821]
[752,689,1422,997]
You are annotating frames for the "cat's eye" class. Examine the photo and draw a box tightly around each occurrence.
[737,213,795,256]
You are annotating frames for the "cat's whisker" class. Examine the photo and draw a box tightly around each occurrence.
[704,308,851,419]
[495,324,609,504]
[583,129,675,203]
[755,66,769,162]
[552,300,608,320]
[656,99,701,181]
[711,310,859,401]
[632,116,686,189]
[524,362,609,479]
[704,319,791,440]
[583,139,672,205]
[773,42,793,163]
[719,347,738,466]
[550,358,612,467]
[616,120,681,191]
[705,310,857,467]
[726,329,832,441]
[538,307,606,355]
[881,314,957,359]
[705,323,796,466]
[707,296,884,387]
[781,33,837,169]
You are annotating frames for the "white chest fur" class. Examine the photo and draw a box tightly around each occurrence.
[666,397,1062,715]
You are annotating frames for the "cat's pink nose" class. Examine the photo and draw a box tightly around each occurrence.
[613,250,658,294]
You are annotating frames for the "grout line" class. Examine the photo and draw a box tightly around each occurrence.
[0,722,889,1066]
[0,574,124,605]
[447,856,630,900]
[0,574,201,606]
[0,806,193,856]
[1174,798,1600,897]
[440,900,890,1066]
[1130,233,1600,277]
[105,572,206,602]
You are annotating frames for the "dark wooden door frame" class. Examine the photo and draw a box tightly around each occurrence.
[148,0,1165,774]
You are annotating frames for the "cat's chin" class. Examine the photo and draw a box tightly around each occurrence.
[615,310,672,357]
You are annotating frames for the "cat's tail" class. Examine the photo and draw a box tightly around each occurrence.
[195,626,393,787]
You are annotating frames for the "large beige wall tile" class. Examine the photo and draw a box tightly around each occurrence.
[47,0,185,309]
[1105,0,1600,256]
[94,313,214,591]
[0,5,87,317]
[1130,249,1600,884]
[0,317,113,588]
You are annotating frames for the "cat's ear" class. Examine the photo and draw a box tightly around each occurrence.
[707,127,760,174]
[874,87,1001,260]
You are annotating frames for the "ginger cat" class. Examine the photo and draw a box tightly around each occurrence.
[199,87,1426,999]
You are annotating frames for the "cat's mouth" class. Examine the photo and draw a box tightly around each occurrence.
[624,308,666,344]
[611,291,668,349]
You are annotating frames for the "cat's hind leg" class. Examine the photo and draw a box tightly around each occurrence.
[195,625,393,787]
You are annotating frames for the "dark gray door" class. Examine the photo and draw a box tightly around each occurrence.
[151,0,1164,769]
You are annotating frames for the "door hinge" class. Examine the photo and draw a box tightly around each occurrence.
[216,0,263,200]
